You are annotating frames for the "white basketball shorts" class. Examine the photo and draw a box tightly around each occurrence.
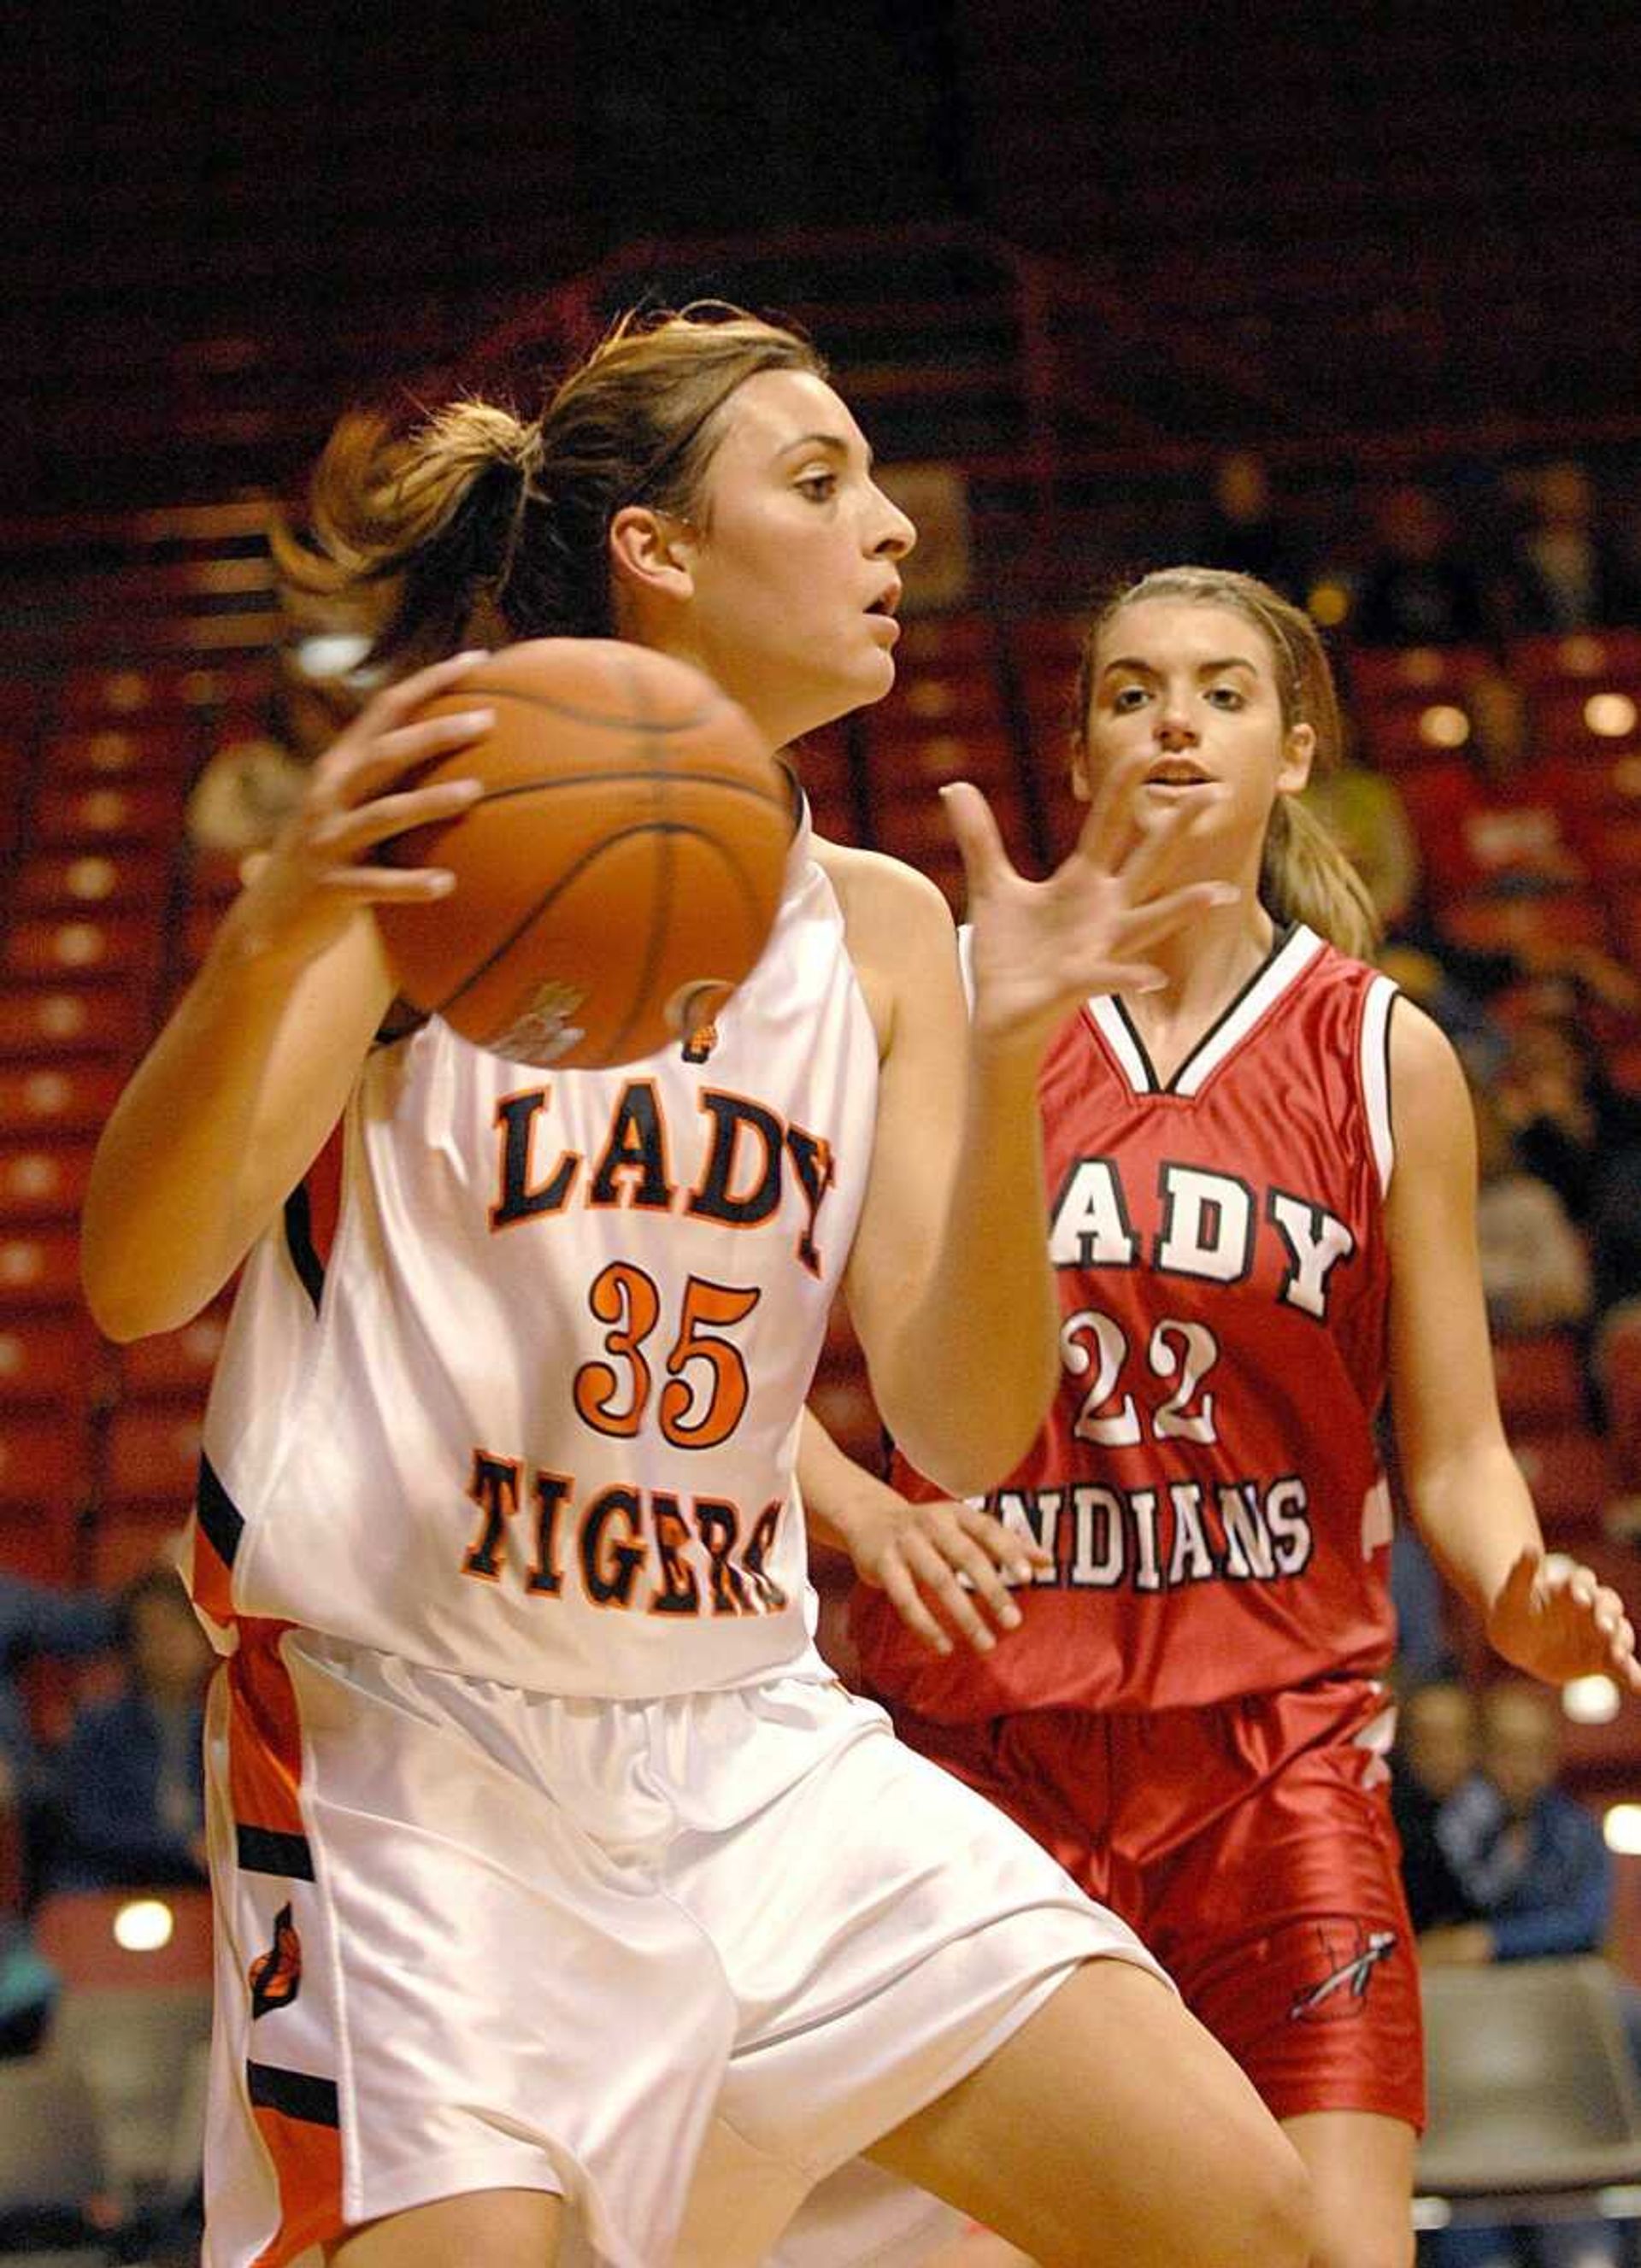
[201,1626,1162,2267]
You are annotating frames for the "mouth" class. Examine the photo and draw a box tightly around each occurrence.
[865,579,903,621]
[1144,761,1212,789]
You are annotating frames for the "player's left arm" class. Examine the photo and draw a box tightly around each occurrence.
[1385,999,1641,1692]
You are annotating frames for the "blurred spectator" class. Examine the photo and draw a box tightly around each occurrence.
[0,1572,119,1899]
[46,1569,210,1893]
[1471,1080,1591,1337]
[1424,1683,1610,1968]
[1196,449,1309,599]
[1502,461,1641,637]
[1302,735,1422,935]
[1399,671,1588,913]
[1391,1679,1481,1936]
[1351,485,1489,647]
[0,1572,118,1810]
[1420,1682,1620,2268]
[1497,1012,1641,1326]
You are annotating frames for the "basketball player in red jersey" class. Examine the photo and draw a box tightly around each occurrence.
[81,323,1314,2268]
[808,567,1640,2268]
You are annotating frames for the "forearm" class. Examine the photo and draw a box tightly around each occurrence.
[799,1407,905,1557]
[881,1034,1058,1495]
[82,914,387,1340]
[1410,1441,1544,1618]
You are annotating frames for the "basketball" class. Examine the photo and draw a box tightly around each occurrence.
[374,638,792,1068]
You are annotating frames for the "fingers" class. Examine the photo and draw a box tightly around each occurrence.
[879,1503,1043,1655]
[318,773,485,865]
[940,783,1019,897]
[1073,745,1154,869]
[1109,781,1233,900]
[1103,877,1242,959]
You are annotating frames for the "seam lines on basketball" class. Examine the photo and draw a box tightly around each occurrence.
[455,683,725,735]
[468,767,789,814]
[432,820,775,1034]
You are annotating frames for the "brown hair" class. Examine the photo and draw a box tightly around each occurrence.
[1073,566,1379,959]
[274,303,826,669]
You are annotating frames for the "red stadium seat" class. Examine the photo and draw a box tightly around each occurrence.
[0,1142,95,1224]
[0,1406,90,1511]
[1513,1427,1616,1539]
[43,723,198,784]
[103,1401,205,1511]
[893,614,998,667]
[15,847,172,914]
[808,1370,885,1473]
[1505,630,1641,695]
[0,1230,83,1310]
[34,1886,214,1990]
[1343,643,1494,708]
[32,779,185,851]
[115,1300,232,1401]
[0,985,140,1065]
[0,1312,103,1404]
[1494,1331,1588,1437]
[0,1064,125,1140]
[868,725,1018,797]
[0,914,161,990]
[90,1504,190,1589]
[1597,1306,1641,1494]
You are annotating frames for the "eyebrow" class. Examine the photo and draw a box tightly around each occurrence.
[1099,655,1261,679]
[779,431,875,473]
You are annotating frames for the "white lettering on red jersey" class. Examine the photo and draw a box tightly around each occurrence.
[856,924,1399,1714]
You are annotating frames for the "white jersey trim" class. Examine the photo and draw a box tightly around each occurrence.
[1360,973,1399,1198]
[1087,922,1327,1098]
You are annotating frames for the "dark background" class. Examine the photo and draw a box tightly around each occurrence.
[9,0,1640,512]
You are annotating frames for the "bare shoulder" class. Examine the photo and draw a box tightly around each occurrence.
[812,835,960,1054]
[812,834,955,959]
[1388,992,1470,1130]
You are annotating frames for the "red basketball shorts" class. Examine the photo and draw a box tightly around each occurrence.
[892,1675,1425,2131]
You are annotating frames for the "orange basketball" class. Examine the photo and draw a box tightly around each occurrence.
[375,638,791,1067]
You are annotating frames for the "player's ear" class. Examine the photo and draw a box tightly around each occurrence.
[609,506,697,607]
[1277,720,1315,796]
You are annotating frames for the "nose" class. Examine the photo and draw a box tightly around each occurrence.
[868,484,916,560]
[1155,683,1197,745]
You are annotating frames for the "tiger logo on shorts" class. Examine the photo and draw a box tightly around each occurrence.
[249,1901,303,2019]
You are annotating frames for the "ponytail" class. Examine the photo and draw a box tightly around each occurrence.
[1261,790,1379,960]
[274,303,824,677]
[273,401,545,669]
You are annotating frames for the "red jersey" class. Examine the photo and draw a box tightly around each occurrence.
[852,925,1402,1716]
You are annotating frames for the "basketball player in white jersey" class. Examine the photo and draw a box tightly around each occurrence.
[82,310,1315,2268]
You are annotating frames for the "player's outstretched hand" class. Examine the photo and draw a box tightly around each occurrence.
[1485,1548,1641,1695]
[226,649,494,972]
[847,1490,1051,1656]
[944,747,1239,1058]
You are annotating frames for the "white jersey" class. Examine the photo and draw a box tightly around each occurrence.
[189,808,879,1700]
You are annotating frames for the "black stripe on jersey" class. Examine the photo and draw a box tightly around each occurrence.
[247,2061,339,2127]
[283,1184,326,1312]
[237,1824,316,1881]
[196,1452,245,1569]
[1383,988,1402,1148]
[1111,921,1297,1096]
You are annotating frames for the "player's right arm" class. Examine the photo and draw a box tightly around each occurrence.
[80,655,494,1342]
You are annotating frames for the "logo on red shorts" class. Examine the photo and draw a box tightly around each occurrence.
[1288,1923,1397,2023]
[249,1901,303,2019]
